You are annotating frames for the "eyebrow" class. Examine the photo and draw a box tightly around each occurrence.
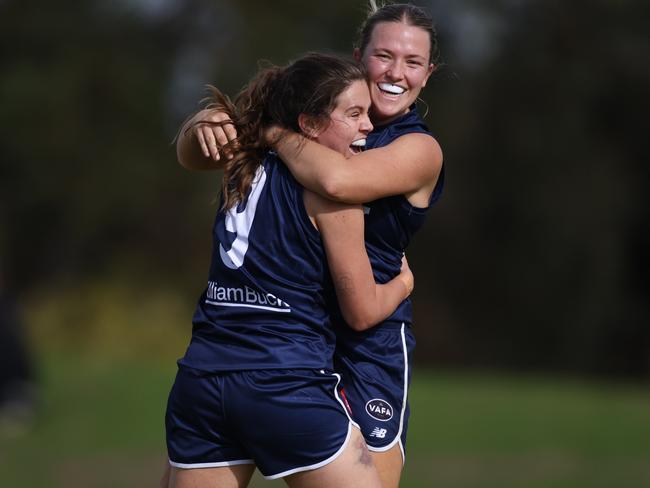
[344,105,368,113]
[373,48,428,62]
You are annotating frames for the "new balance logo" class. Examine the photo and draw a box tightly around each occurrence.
[370,427,387,439]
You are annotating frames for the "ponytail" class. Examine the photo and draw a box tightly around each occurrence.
[200,66,284,210]
[200,53,366,210]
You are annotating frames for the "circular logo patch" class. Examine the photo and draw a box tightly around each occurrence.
[365,398,393,421]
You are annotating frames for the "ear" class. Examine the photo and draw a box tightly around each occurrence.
[421,63,435,88]
[298,113,321,138]
[353,48,362,62]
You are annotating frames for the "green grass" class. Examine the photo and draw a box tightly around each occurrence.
[403,371,650,488]
[1,356,648,487]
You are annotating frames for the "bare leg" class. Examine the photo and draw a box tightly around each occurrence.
[370,446,403,488]
[168,464,255,488]
[284,427,382,488]
[160,461,171,488]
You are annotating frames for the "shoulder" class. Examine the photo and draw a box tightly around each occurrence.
[391,131,442,153]
[377,132,443,173]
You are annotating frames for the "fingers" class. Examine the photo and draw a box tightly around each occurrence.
[222,121,237,143]
[208,112,237,158]
[400,254,410,272]
[399,254,414,295]
[201,126,222,161]
[211,127,230,160]
[195,129,211,159]
[194,110,238,162]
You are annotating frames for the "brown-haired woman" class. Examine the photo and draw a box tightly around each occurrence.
[165,52,413,488]
[177,4,445,488]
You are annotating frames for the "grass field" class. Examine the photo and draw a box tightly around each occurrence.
[1,354,649,487]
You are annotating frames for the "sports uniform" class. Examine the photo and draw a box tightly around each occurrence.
[166,153,355,479]
[334,106,444,460]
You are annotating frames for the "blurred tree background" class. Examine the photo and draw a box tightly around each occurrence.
[0,0,648,377]
[1,1,649,486]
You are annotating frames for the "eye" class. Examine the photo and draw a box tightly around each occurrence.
[407,59,424,67]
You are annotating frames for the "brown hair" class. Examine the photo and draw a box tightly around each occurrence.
[197,53,367,210]
[357,2,441,66]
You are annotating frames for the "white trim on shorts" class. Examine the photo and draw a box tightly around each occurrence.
[264,371,358,480]
[366,322,408,465]
[168,458,255,469]
[331,371,361,430]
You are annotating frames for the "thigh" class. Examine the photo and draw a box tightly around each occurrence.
[370,446,403,488]
[335,323,414,455]
[284,426,382,488]
[168,464,255,488]
[224,369,354,479]
[165,366,254,468]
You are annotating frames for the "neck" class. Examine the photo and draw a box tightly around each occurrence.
[370,106,411,127]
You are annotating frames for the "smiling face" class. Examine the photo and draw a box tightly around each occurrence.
[308,79,373,157]
[357,21,434,125]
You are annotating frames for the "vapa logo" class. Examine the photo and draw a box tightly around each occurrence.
[369,427,387,439]
[365,398,393,421]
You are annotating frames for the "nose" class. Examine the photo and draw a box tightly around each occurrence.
[386,60,405,81]
[360,113,373,134]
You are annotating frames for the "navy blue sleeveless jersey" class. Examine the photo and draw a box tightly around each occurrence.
[179,153,336,372]
[329,106,443,329]
[362,106,444,325]
[332,106,444,452]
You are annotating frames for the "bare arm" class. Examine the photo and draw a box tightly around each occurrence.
[275,129,443,204]
[176,108,238,170]
[305,190,413,331]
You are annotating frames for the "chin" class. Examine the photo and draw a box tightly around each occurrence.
[373,105,406,124]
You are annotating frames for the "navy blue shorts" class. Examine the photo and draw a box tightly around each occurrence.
[335,322,414,460]
[165,366,355,479]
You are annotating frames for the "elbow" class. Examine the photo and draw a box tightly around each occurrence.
[177,141,221,171]
[177,155,193,171]
[176,140,194,171]
[321,174,352,203]
[178,156,200,171]
[350,321,374,332]
[343,311,376,332]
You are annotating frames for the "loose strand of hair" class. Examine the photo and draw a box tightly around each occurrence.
[218,67,285,210]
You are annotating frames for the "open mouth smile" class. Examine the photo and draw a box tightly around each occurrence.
[349,138,367,154]
[378,83,406,96]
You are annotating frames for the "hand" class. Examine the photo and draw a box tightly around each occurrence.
[399,254,414,297]
[189,109,238,161]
